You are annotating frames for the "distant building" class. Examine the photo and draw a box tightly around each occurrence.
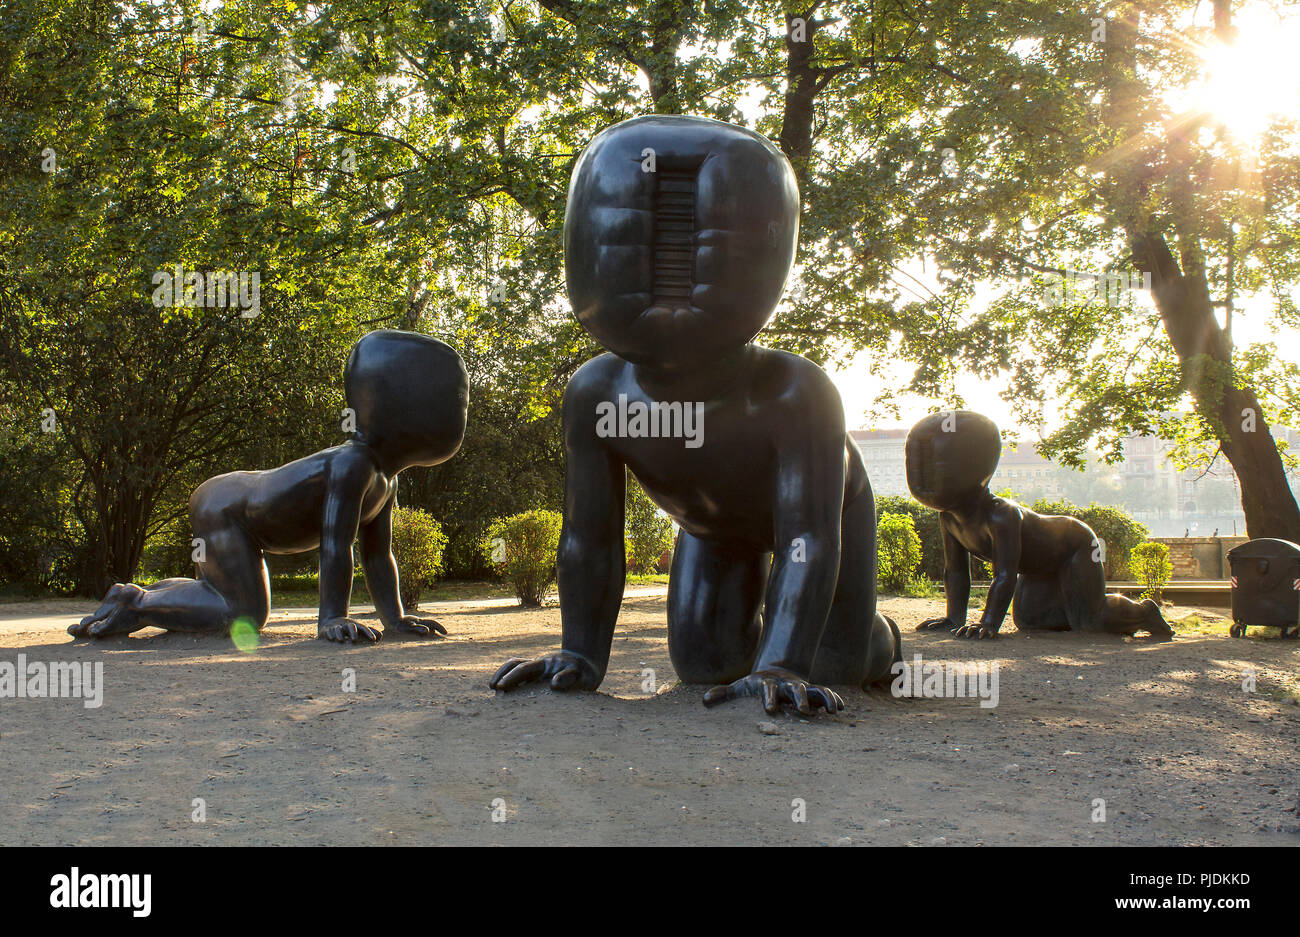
[849,429,909,497]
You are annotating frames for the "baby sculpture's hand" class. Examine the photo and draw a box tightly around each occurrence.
[387,616,448,638]
[318,617,382,643]
[953,620,1000,639]
[489,651,602,692]
[702,668,845,716]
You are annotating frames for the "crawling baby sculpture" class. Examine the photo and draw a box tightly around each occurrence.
[905,410,1174,640]
[69,329,468,644]
[490,115,902,715]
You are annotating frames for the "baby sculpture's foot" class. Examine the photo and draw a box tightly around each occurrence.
[68,582,146,638]
[916,616,958,633]
[1141,600,1175,641]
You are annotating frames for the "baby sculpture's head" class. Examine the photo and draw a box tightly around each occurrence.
[905,411,1002,512]
[564,115,800,370]
[344,330,469,471]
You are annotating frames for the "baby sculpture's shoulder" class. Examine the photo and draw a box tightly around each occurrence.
[562,353,630,435]
[987,494,1029,530]
[747,346,844,423]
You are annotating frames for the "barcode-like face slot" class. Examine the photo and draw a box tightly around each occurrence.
[652,168,697,307]
[913,437,935,495]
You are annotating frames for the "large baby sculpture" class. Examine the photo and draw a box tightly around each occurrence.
[69,330,468,644]
[906,410,1174,640]
[490,115,902,715]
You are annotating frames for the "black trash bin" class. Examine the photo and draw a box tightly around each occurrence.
[1227,538,1300,638]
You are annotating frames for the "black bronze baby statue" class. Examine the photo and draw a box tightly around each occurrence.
[490,115,902,715]
[69,329,468,644]
[905,410,1174,640]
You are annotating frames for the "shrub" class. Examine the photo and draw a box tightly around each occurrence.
[391,506,447,610]
[480,509,563,606]
[625,475,675,573]
[875,495,944,580]
[877,512,923,593]
[1030,499,1147,580]
[1131,542,1172,602]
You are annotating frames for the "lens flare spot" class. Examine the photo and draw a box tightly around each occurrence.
[230,616,260,653]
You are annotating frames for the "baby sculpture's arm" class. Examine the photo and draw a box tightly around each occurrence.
[703,386,849,715]
[358,496,448,639]
[491,367,626,691]
[955,503,1023,639]
[317,447,382,643]
[917,519,972,633]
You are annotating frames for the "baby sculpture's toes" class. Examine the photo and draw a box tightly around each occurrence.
[69,583,146,638]
[318,618,382,644]
[954,622,998,639]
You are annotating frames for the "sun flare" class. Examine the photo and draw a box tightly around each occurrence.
[1188,5,1300,139]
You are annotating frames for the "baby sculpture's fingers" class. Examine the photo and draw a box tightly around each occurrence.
[390,616,447,638]
[490,658,546,691]
[806,686,844,713]
[319,618,382,643]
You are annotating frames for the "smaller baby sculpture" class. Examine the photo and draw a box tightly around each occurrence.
[905,410,1174,640]
[69,329,468,644]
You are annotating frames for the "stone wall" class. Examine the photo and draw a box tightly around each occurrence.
[1149,536,1247,579]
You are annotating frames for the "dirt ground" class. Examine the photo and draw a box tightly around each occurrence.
[1,594,1296,846]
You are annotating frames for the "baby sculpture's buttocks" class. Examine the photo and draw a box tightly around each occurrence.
[491,115,902,716]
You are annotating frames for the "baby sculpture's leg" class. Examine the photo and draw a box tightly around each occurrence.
[665,531,767,684]
[1010,572,1070,631]
[1060,545,1174,639]
[811,484,902,687]
[70,491,269,638]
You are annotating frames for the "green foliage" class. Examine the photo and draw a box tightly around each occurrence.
[625,474,675,574]
[1029,499,1148,580]
[391,506,447,610]
[875,495,944,580]
[877,511,923,593]
[1131,542,1173,603]
[480,509,562,607]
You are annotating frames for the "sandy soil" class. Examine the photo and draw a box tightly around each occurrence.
[0,594,1296,846]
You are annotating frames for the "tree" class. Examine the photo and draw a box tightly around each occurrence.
[624,474,675,573]
[834,1,1300,540]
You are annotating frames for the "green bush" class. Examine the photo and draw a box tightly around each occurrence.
[877,512,923,593]
[875,495,944,580]
[1029,499,1147,580]
[480,509,563,606]
[625,475,675,573]
[1131,541,1172,602]
[391,505,448,610]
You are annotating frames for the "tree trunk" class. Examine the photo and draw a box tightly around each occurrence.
[1130,232,1300,541]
